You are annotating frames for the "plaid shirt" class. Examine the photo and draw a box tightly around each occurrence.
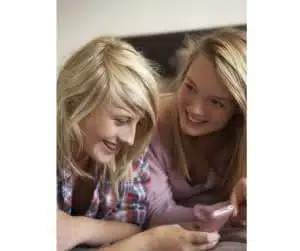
[57,154,150,226]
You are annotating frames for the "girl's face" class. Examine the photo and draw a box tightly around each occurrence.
[80,102,142,164]
[177,54,236,137]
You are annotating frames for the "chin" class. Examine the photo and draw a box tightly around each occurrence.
[182,127,210,137]
[93,152,115,165]
[179,120,206,137]
[181,121,222,137]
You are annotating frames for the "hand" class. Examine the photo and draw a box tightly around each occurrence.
[148,224,220,251]
[227,203,246,228]
[191,201,233,232]
[230,178,247,225]
[98,224,220,251]
[57,210,83,251]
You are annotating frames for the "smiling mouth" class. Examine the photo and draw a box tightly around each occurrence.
[185,110,208,124]
[103,140,119,153]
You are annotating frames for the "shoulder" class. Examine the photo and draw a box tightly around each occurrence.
[151,93,175,140]
[130,150,151,183]
[150,94,176,161]
[158,93,176,121]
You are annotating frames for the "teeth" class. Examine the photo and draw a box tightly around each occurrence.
[187,112,205,123]
[104,141,118,151]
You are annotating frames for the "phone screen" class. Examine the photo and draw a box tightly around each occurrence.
[200,205,234,232]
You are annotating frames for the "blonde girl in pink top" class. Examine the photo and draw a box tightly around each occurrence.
[146,28,247,250]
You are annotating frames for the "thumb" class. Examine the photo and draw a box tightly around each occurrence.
[188,231,220,245]
[230,192,239,217]
[197,240,219,251]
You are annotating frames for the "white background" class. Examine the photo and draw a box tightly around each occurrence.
[0,1,299,251]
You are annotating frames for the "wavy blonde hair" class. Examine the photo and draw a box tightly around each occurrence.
[172,27,246,193]
[57,37,158,187]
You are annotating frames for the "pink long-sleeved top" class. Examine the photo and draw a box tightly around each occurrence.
[145,124,231,228]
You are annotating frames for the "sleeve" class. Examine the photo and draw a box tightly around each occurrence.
[145,134,198,226]
[57,169,63,210]
[145,137,233,231]
[56,167,73,214]
[113,151,152,227]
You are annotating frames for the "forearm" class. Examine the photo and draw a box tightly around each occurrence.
[149,203,195,227]
[95,229,152,251]
[149,202,229,230]
[146,143,197,227]
[78,217,141,246]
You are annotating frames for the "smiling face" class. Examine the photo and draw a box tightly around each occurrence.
[177,54,236,137]
[80,101,142,164]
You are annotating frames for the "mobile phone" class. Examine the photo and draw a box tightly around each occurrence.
[201,205,234,232]
[212,204,234,219]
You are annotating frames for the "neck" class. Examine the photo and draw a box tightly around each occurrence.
[182,134,221,162]
[75,154,100,178]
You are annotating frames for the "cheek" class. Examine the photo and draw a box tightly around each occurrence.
[211,109,234,125]
[81,121,98,149]
[177,87,189,107]
[81,117,113,147]
[94,120,117,140]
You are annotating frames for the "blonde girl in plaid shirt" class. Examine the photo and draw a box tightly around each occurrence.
[57,36,219,251]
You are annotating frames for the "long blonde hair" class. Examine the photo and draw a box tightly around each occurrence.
[57,37,158,187]
[172,27,246,193]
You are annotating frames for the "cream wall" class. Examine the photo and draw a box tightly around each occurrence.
[57,0,246,67]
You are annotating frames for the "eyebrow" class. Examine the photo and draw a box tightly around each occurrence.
[112,106,144,119]
[210,96,232,102]
[186,77,198,88]
[186,76,232,101]
[112,107,134,116]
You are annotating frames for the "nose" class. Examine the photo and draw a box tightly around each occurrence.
[188,99,205,117]
[119,123,136,146]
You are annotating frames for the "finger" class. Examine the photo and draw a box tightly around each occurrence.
[198,240,219,250]
[191,240,219,251]
[230,193,238,216]
[241,178,247,189]
[239,178,247,201]
[188,231,220,245]
[240,220,246,227]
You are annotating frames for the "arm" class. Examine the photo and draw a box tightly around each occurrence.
[95,228,153,251]
[57,210,141,251]
[146,136,225,229]
[57,155,153,250]
[146,145,195,226]
[77,216,141,246]
[145,136,203,226]
[97,225,220,251]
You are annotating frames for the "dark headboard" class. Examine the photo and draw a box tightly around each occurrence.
[123,24,246,78]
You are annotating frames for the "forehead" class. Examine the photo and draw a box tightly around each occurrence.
[185,54,231,99]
